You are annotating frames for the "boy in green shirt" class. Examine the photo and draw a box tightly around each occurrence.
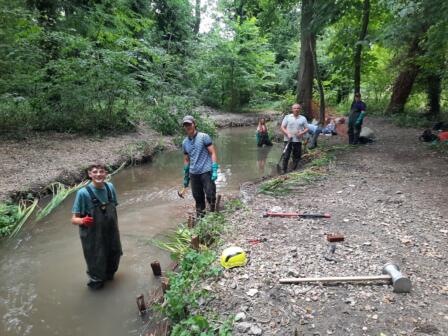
[71,164,122,290]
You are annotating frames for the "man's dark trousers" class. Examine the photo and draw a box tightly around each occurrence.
[348,124,362,144]
[282,141,302,173]
[190,172,216,217]
[348,110,362,144]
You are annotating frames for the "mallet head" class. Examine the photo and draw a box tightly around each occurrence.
[382,263,412,293]
[177,187,186,198]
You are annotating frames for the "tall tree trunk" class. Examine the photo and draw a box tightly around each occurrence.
[385,38,423,115]
[354,0,370,95]
[309,41,325,126]
[426,73,441,117]
[297,0,315,119]
[193,0,201,34]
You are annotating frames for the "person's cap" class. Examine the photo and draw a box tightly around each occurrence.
[182,115,195,125]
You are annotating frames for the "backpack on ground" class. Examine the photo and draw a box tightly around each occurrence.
[419,129,438,142]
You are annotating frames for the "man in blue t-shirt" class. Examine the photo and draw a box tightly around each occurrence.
[182,115,219,218]
[71,164,122,290]
[348,92,367,145]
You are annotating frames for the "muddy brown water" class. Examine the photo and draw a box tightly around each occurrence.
[0,127,283,336]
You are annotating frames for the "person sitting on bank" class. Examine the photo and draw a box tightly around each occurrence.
[280,104,309,173]
[348,92,367,145]
[182,115,219,218]
[256,117,273,147]
[71,164,122,290]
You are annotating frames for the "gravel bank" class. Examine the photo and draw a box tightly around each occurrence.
[201,117,448,335]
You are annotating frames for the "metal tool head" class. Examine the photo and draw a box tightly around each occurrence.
[177,187,186,198]
[382,262,412,293]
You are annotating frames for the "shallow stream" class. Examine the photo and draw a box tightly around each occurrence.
[0,127,282,336]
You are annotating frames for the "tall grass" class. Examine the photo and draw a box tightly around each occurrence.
[151,226,194,260]
[36,181,88,221]
[9,200,38,238]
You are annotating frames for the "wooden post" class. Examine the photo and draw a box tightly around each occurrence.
[136,294,147,314]
[191,235,199,250]
[187,214,194,228]
[161,277,170,293]
[216,194,222,213]
[150,261,162,276]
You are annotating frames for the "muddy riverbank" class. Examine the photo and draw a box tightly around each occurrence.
[0,108,278,203]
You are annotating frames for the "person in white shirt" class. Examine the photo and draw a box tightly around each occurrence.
[280,104,309,173]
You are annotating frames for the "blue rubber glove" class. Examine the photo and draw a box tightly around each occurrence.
[355,111,365,126]
[183,164,190,187]
[211,162,219,182]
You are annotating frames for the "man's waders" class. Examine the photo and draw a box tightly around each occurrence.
[80,184,122,288]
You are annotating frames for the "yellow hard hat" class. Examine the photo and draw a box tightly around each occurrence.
[220,246,247,269]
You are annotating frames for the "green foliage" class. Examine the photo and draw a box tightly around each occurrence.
[139,96,217,137]
[391,112,432,129]
[0,0,201,134]
[2,0,447,134]
[151,226,193,260]
[151,0,194,50]
[0,199,38,238]
[36,181,87,221]
[223,198,246,212]
[0,203,20,237]
[429,141,448,156]
[171,315,233,336]
[161,249,229,335]
[191,17,276,111]
[162,250,218,322]
[193,213,227,246]
[151,211,232,334]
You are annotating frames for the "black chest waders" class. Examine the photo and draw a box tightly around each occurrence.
[80,184,122,284]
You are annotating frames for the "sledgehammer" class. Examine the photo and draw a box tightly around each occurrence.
[280,262,411,293]
[263,211,331,219]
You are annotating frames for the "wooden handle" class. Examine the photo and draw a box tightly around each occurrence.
[263,212,331,218]
[279,275,392,284]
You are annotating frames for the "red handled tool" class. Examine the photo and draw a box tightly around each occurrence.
[263,211,331,219]
[248,238,267,245]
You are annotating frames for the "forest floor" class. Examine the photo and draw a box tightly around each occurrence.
[0,108,277,203]
[201,117,448,335]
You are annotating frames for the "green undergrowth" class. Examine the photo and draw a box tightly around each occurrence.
[429,141,448,156]
[0,200,38,238]
[151,205,240,335]
[259,144,350,195]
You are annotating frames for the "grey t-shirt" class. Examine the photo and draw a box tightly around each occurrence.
[281,114,308,142]
[182,132,213,174]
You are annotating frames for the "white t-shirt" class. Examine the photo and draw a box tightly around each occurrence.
[281,114,308,142]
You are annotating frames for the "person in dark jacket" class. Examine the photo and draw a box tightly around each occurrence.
[348,92,367,145]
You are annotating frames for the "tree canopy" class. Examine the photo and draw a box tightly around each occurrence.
[0,0,447,134]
